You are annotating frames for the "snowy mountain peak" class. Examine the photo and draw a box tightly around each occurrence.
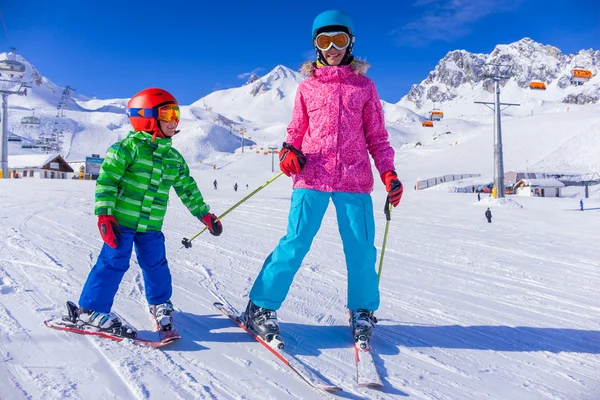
[260,65,302,84]
[243,73,261,86]
[401,38,600,108]
[191,64,305,123]
[246,65,304,97]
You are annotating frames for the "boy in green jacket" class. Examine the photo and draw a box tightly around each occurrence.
[77,88,222,337]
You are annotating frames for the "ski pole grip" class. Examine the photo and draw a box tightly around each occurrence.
[384,197,392,221]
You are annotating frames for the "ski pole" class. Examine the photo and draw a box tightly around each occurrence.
[181,171,284,249]
[377,197,393,286]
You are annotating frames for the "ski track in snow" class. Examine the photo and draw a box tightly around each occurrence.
[0,175,599,399]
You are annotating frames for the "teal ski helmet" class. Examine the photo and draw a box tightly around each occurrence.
[311,10,355,66]
[312,10,354,38]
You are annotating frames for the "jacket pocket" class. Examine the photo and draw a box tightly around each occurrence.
[306,97,326,114]
[288,191,306,236]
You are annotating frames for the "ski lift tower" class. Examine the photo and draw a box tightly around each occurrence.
[474,64,520,198]
[47,85,75,153]
[0,48,31,178]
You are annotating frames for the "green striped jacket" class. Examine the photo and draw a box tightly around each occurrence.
[95,130,209,232]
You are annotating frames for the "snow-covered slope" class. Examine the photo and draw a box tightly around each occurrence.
[1,161,599,399]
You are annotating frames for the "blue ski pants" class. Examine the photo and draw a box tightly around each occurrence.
[79,226,172,313]
[250,189,380,311]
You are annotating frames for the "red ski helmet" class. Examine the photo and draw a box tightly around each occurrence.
[126,88,178,141]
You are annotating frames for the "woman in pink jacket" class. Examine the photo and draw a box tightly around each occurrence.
[244,10,403,346]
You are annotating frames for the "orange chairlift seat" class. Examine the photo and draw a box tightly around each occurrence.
[571,68,593,84]
[529,81,546,90]
[429,110,443,121]
[422,120,434,127]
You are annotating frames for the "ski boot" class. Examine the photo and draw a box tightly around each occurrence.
[66,301,137,339]
[243,300,284,349]
[350,309,377,350]
[149,300,174,331]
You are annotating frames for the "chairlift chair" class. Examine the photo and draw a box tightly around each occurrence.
[529,81,547,90]
[21,109,41,125]
[570,68,592,84]
[0,59,25,74]
[21,116,41,125]
[429,110,443,121]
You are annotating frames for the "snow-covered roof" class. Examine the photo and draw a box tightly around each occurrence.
[8,154,59,168]
[516,178,565,187]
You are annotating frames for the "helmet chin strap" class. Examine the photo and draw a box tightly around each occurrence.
[151,119,180,142]
[150,118,166,142]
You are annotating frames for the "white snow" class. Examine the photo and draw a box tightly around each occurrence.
[516,179,565,187]
[1,171,599,399]
[7,154,57,168]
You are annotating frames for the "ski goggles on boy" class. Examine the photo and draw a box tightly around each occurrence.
[127,104,180,122]
[314,32,351,51]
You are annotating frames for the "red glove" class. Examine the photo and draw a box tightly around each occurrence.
[381,171,403,207]
[200,213,223,236]
[97,215,122,248]
[279,142,306,176]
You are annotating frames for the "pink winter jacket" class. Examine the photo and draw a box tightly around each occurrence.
[286,60,395,194]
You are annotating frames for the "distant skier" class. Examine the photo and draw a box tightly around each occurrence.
[234,182,238,192]
[75,88,223,338]
[246,183,249,189]
[213,179,218,190]
[580,199,584,211]
[477,192,481,202]
[243,10,402,347]
[485,207,492,223]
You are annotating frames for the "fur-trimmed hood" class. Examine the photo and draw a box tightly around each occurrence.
[300,59,371,77]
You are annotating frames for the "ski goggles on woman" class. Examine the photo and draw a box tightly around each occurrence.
[314,31,351,51]
[127,104,180,122]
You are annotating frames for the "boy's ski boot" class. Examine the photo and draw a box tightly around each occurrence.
[350,309,377,350]
[243,300,284,349]
[68,301,137,339]
[149,300,174,331]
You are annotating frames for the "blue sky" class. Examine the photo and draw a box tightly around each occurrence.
[2,1,599,104]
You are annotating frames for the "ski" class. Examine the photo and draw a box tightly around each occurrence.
[354,341,383,388]
[44,301,178,348]
[214,301,342,392]
[349,312,383,388]
[149,309,181,344]
[44,319,174,348]
[157,328,181,343]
